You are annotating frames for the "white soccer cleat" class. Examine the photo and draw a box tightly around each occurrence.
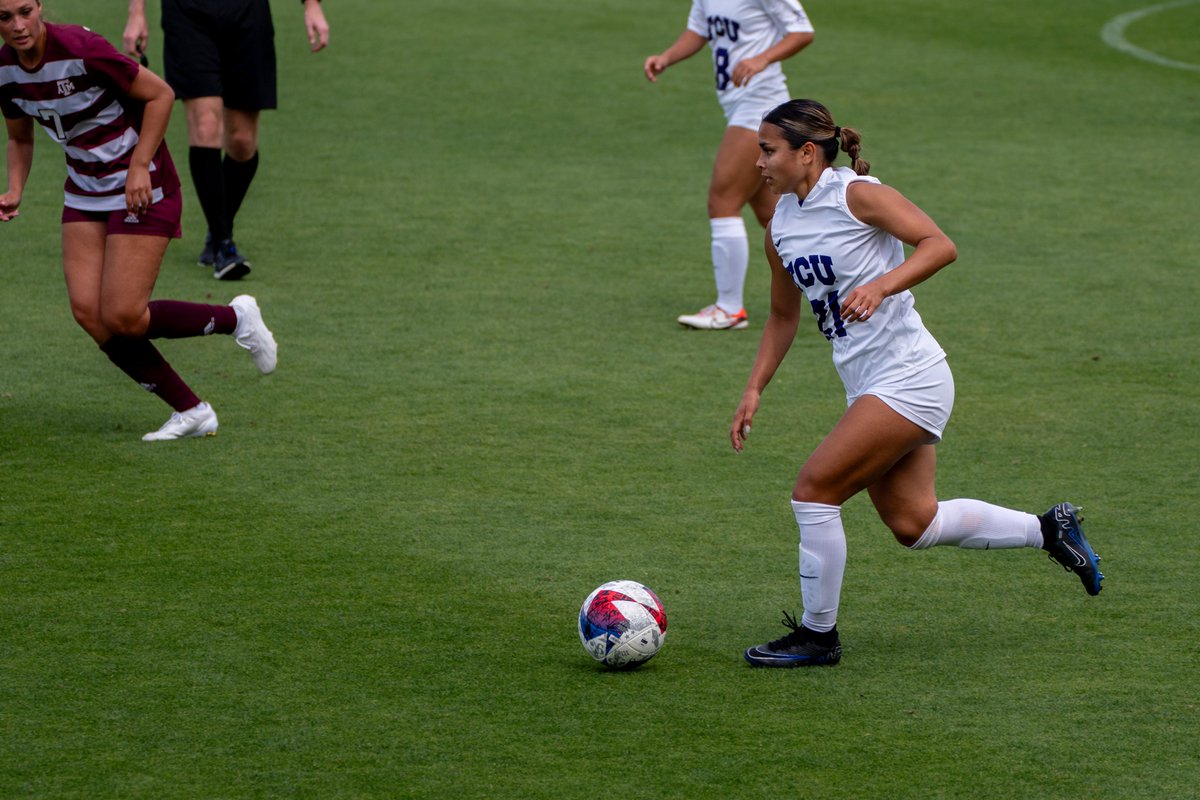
[230,294,277,374]
[677,304,749,330]
[142,401,219,441]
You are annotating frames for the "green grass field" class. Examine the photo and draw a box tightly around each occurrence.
[3,0,1199,797]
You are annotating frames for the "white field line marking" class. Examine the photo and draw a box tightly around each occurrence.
[1100,0,1200,72]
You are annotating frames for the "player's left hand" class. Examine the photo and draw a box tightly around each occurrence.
[731,56,766,87]
[839,281,886,323]
[124,166,152,215]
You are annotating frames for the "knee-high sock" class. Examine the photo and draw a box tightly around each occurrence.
[100,336,200,412]
[146,300,237,339]
[908,499,1043,550]
[222,151,259,235]
[792,500,847,633]
[189,146,229,241]
[711,216,748,314]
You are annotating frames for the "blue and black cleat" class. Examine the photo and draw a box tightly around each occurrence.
[1041,502,1104,596]
[744,611,842,667]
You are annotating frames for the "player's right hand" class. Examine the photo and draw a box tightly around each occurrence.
[122,14,148,59]
[643,55,669,82]
[730,390,761,453]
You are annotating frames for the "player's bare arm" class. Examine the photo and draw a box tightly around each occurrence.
[838,181,957,323]
[1,115,34,221]
[731,31,813,87]
[122,66,174,213]
[731,227,803,452]
[122,0,147,57]
[644,29,707,82]
[303,0,329,52]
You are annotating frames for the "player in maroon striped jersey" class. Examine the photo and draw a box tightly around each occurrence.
[1,0,278,440]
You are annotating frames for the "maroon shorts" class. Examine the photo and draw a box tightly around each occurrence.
[61,190,182,238]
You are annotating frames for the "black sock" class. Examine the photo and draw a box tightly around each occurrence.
[189,146,229,242]
[807,625,839,645]
[1038,513,1056,550]
[223,151,259,237]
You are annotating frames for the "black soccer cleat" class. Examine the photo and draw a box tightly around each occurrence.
[744,611,842,667]
[1041,502,1104,596]
[213,238,251,281]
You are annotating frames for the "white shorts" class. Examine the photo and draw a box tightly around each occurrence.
[719,77,790,131]
[848,358,955,444]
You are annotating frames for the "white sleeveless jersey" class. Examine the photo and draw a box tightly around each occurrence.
[770,167,946,397]
[686,0,813,109]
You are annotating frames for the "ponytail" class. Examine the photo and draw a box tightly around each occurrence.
[836,126,870,175]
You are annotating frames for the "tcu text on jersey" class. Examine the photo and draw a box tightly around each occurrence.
[785,253,846,341]
[706,15,741,41]
[784,253,834,287]
[706,15,742,89]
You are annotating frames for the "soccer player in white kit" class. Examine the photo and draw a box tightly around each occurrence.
[730,99,1104,667]
[644,0,814,330]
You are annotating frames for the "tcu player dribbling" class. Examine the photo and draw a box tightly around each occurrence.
[1,0,276,440]
[731,99,1104,667]
[644,0,814,331]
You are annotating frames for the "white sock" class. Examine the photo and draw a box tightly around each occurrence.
[711,216,748,314]
[908,499,1043,550]
[791,500,846,633]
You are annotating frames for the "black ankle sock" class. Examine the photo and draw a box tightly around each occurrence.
[1038,513,1055,550]
[807,626,839,645]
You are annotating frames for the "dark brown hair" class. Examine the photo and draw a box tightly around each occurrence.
[762,99,870,175]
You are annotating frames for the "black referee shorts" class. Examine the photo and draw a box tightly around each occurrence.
[160,0,277,110]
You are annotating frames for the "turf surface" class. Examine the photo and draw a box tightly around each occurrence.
[2,1,1198,797]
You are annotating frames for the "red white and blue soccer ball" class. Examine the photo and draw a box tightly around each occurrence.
[578,580,668,669]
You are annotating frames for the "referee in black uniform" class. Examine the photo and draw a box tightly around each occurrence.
[124,0,330,280]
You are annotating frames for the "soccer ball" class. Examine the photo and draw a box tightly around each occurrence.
[578,580,667,669]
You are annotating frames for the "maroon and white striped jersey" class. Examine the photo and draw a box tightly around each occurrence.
[0,23,179,212]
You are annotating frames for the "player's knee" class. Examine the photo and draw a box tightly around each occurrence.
[791,473,834,505]
[70,303,106,342]
[99,307,146,338]
[888,524,922,548]
[880,508,934,548]
[188,116,223,148]
[707,188,743,219]
[224,133,257,163]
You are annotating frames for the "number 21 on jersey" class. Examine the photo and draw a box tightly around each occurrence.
[783,252,847,340]
[810,290,847,341]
